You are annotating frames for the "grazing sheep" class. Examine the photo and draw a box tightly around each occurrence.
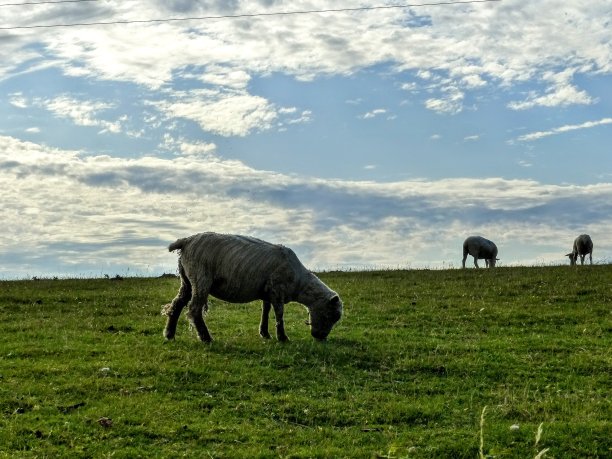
[566,234,593,266]
[163,232,343,342]
[462,236,499,268]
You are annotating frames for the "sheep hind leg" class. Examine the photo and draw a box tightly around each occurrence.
[163,265,192,340]
[259,301,272,339]
[187,293,213,343]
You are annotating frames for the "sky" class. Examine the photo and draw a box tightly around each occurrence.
[1,0,611,278]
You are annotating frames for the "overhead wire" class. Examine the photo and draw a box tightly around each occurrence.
[0,0,99,6]
[0,0,501,30]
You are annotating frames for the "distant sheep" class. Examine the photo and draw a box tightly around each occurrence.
[566,234,593,266]
[462,236,498,268]
[163,232,343,342]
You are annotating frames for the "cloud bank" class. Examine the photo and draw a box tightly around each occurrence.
[2,135,611,277]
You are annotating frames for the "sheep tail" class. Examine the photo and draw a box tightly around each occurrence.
[168,237,190,252]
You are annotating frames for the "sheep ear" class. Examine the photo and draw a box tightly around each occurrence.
[565,253,572,257]
[329,294,340,304]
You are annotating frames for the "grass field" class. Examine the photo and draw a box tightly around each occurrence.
[0,266,610,458]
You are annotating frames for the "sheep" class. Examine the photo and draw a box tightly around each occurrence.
[566,234,593,266]
[163,232,343,343]
[462,236,498,268]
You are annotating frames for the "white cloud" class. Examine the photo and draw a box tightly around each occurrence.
[400,82,418,91]
[155,89,279,137]
[198,66,251,90]
[416,70,433,81]
[161,134,216,157]
[508,83,595,110]
[9,93,28,108]
[33,95,124,134]
[464,135,480,142]
[425,87,464,114]
[517,117,612,142]
[461,74,487,88]
[286,110,313,125]
[360,108,387,119]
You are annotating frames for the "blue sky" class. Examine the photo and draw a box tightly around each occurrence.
[1,0,611,277]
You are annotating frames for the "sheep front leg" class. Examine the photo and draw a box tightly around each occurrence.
[187,294,213,343]
[272,303,289,342]
[259,301,272,339]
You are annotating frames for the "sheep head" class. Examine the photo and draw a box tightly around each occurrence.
[307,294,343,341]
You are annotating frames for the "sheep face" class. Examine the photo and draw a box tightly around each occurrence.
[566,253,577,266]
[308,295,343,341]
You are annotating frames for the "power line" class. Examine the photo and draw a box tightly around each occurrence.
[0,0,501,30]
[0,0,99,6]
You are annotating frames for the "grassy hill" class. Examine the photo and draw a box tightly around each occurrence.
[0,266,610,458]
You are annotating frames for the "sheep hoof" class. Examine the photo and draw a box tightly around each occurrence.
[163,330,175,340]
[260,332,272,339]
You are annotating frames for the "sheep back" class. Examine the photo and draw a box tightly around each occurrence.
[463,236,498,259]
[573,234,593,255]
[170,232,311,304]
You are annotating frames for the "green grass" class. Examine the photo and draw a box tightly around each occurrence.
[0,266,610,458]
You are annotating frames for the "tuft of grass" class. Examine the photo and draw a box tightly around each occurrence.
[0,266,610,457]
[479,405,487,459]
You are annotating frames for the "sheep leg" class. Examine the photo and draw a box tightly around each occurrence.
[589,252,593,265]
[259,301,272,339]
[473,257,480,268]
[164,265,191,340]
[272,302,289,342]
[186,293,213,342]
[580,254,585,265]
